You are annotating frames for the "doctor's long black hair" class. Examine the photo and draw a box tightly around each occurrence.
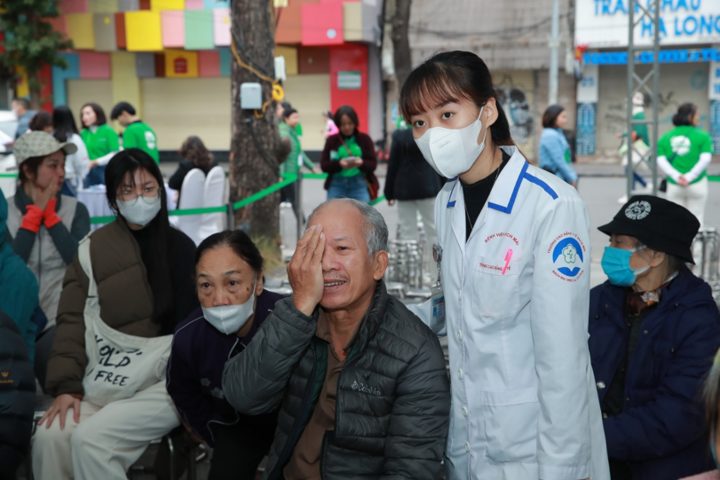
[399,51,515,147]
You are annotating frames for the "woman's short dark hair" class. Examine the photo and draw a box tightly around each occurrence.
[80,102,107,128]
[399,51,514,147]
[334,105,360,132]
[105,149,175,331]
[542,105,566,129]
[195,230,264,275]
[673,103,697,127]
[283,108,298,119]
[179,136,213,173]
[53,105,79,142]
[29,111,53,132]
[19,156,46,185]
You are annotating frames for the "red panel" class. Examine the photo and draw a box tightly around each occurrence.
[0,32,4,54]
[154,53,166,77]
[198,50,221,77]
[301,3,343,46]
[297,46,329,74]
[40,65,53,113]
[115,13,126,49]
[59,0,88,14]
[79,52,111,79]
[45,16,68,38]
[276,0,318,45]
[330,45,368,134]
[139,0,151,10]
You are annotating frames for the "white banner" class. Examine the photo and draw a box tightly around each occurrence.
[577,65,600,103]
[576,0,720,48]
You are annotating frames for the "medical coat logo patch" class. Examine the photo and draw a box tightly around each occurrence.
[548,233,586,281]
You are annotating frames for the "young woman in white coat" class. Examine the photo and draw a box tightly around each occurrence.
[402,51,610,480]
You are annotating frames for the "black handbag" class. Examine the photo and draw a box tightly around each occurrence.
[658,152,677,193]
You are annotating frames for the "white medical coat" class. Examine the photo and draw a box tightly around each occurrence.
[411,147,610,480]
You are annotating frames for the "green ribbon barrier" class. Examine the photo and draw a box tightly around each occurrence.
[232,173,298,210]
[301,172,329,180]
[370,195,386,206]
[0,173,18,178]
[709,176,720,182]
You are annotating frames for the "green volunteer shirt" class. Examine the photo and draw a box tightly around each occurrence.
[658,125,714,185]
[81,124,120,161]
[122,121,159,163]
[330,136,363,178]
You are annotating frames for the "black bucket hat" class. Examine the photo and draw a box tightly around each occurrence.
[598,195,700,264]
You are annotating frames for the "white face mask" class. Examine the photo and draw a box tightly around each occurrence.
[202,278,257,335]
[117,195,162,227]
[414,106,488,178]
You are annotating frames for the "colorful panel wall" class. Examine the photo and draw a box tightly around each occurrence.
[115,13,127,48]
[88,0,119,13]
[165,50,199,78]
[275,46,298,76]
[93,13,117,51]
[219,48,231,77]
[52,53,80,106]
[66,13,95,49]
[298,47,329,74]
[59,0,88,14]
[203,0,229,8]
[185,10,214,50]
[330,45,368,132]
[152,0,184,10]
[136,53,157,78]
[79,52,111,78]
[212,8,230,47]
[161,10,185,48]
[125,11,163,51]
[276,0,317,44]
[119,0,140,11]
[185,0,204,8]
[301,3,343,46]
[198,50,221,77]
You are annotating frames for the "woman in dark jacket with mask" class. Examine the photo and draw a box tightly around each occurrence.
[167,230,285,480]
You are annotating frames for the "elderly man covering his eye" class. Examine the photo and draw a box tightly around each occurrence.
[222,198,450,480]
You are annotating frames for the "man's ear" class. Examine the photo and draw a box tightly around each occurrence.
[373,251,389,281]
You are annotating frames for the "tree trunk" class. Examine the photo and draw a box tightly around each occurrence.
[391,0,413,91]
[27,68,42,111]
[230,0,280,246]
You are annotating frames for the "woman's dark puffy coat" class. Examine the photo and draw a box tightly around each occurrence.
[222,282,450,480]
[588,269,720,480]
[0,308,35,476]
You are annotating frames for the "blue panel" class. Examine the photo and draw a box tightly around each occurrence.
[52,53,80,107]
[219,47,231,77]
[204,0,229,8]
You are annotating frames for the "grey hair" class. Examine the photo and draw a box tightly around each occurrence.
[308,198,388,257]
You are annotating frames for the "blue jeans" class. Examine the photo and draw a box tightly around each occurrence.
[327,175,370,203]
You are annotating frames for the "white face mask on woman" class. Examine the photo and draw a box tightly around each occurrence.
[414,106,488,178]
[202,277,257,335]
[116,195,162,227]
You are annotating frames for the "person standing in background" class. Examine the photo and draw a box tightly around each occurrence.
[384,120,444,276]
[53,106,90,194]
[29,112,53,134]
[658,103,713,227]
[320,105,378,203]
[110,101,159,163]
[12,98,36,139]
[80,103,120,187]
[322,110,339,138]
[279,108,319,223]
[539,104,578,186]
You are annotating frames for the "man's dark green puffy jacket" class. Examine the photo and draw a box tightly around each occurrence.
[222,281,450,480]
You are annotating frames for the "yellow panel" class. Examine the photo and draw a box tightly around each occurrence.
[275,46,298,76]
[66,13,95,50]
[66,79,114,128]
[111,52,141,119]
[125,11,163,52]
[164,50,199,78]
[152,0,184,10]
[141,77,231,149]
[15,66,29,99]
[282,74,330,150]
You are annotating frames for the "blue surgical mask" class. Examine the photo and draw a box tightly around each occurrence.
[601,246,650,287]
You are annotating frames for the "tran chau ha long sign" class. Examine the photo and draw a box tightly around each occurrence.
[583,47,720,65]
[576,0,720,47]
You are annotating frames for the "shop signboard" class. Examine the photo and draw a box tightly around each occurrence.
[576,0,720,48]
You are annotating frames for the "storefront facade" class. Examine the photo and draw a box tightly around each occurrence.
[575,0,720,159]
[9,0,383,153]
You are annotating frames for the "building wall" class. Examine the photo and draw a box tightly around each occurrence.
[594,63,711,157]
[283,73,332,151]
[67,79,114,126]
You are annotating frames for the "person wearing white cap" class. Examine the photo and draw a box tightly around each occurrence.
[5,131,90,385]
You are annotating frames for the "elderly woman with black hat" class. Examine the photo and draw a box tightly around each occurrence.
[588,195,720,480]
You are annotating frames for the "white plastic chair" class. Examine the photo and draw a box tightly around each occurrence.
[197,166,226,243]
[172,168,205,245]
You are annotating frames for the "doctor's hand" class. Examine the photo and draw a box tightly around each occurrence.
[288,224,325,317]
[39,394,81,430]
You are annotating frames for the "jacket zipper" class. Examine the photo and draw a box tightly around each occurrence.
[267,341,320,480]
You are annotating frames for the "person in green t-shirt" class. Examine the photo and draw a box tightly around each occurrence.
[80,103,120,187]
[658,102,713,227]
[279,108,319,223]
[111,102,159,163]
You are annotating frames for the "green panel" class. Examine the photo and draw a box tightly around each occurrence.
[184,10,214,51]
